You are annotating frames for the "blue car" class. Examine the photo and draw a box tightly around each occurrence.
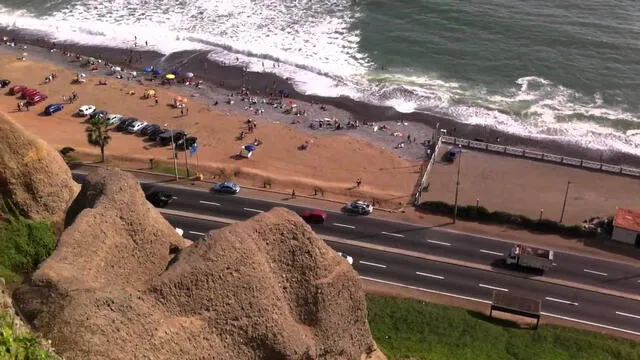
[212,181,240,194]
[44,103,64,116]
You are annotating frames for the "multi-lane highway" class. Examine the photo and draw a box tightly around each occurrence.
[164,213,640,335]
[71,172,640,335]
[71,173,640,294]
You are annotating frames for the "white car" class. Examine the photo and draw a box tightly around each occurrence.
[175,227,184,237]
[77,105,96,116]
[106,114,123,126]
[337,252,353,265]
[345,200,374,215]
[127,121,148,133]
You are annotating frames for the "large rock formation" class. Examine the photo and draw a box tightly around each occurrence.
[0,112,79,221]
[14,168,382,360]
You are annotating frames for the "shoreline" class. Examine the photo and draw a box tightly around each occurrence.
[3,27,640,168]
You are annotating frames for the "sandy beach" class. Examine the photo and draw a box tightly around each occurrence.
[0,44,427,207]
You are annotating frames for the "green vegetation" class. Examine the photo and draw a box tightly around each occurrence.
[418,201,606,238]
[151,163,190,178]
[0,211,56,284]
[85,117,111,163]
[367,294,640,360]
[0,313,59,359]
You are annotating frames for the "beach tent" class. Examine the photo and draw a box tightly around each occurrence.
[152,69,163,76]
[278,89,288,96]
[240,144,256,158]
[171,70,180,76]
[143,66,153,72]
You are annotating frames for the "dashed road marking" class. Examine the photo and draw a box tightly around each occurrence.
[333,223,355,229]
[584,269,608,276]
[416,272,445,280]
[188,231,206,235]
[359,261,387,268]
[200,200,220,206]
[244,208,264,213]
[479,249,504,256]
[478,283,509,292]
[616,311,640,319]
[381,231,405,238]
[545,297,579,306]
[427,239,451,246]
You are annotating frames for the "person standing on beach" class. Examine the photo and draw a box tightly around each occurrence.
[180,108,184,116]
[356,178,362,188]
[17,102,22,112]
[154,97,159,106]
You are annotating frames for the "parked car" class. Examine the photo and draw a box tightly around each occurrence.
[211,181,240,194]
[148,127,168,141]
[127,120,148,133]
[26,94,47,106]
[157,130,185,146]
[89,110,108,120]
[344,200,373,215]
[0,79,11,88]
[145,191,174,208]
[106,114,123,126]
[300,209,327,224]
[141,123,160,136]
[44,103,64,115]
[77,105,96,117]
[337,252,354,265]
[9,85,27,95]
[176,136,197,150]
[116,118,138,132]
[22,88,40,99]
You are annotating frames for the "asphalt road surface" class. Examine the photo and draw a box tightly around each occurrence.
[164,213,640,336]
[71,172,640,295]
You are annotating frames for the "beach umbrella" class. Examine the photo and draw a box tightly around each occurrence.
[152,69,162,76]
[143,67,153,72]
[278,89,288,95]
[171,70,180,76]
[22,52,28,56]
[165,74,176,80]
[185,72,194,78]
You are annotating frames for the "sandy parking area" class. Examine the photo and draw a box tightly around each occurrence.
[423,147,640,225]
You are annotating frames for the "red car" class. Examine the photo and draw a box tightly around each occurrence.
[9,85,27,95]
[26,93,47,106]
[22,88,40,99]
[300,209,327,224]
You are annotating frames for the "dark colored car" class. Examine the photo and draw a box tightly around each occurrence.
[44,103,64,115]
[26,93,48,106]
[0,79,11,88]
[148,128,169,141]
[157,130,185,146]
[116,117,138,132]
[145,191,174,208]
[9,85,27,95]
[176,136,197,150]
[22,88,40,99]
[141,124,160,136]
[300,210,327,224]
[89,110,108,120]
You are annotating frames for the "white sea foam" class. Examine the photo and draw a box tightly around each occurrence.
[0,2,638,156]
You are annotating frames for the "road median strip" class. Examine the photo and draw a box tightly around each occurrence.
[159,208,640,302]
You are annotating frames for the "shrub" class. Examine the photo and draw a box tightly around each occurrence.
[0,312,60,359]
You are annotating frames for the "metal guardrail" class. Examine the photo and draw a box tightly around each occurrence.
[413,137,443,205]
[440,136,640,177]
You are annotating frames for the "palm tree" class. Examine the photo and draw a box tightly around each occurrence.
[86,116,111,163]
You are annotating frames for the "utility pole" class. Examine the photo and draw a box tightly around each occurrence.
[453,148,462,224]
[183,132,190,178]
[165,124,179,181]
[559,180,571,223]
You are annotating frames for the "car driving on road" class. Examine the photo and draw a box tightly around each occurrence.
[300,209,327,224]
[211,181,240,194]
[145,191,174,208]
[337,252,354,265]
[344,200,374,215]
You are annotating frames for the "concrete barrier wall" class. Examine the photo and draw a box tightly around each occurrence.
[434,136,640,178]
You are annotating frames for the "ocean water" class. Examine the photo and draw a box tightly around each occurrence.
[0,0,639,154]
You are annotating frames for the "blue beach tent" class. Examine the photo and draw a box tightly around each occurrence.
[143,67,153,72]
[152,69,163,76]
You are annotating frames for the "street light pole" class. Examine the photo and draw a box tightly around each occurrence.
[453,148,462,224]
[164,124,179,181]
[183,132,190,178]
[559,180,571,223]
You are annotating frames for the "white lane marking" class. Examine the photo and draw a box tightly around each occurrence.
[332,223,355,229]
[479,249,504,256]
[199,200,220,206]
[244,208,264,213]
[545,297,579,306]
[381,231,405,238]
[427,239,451,246]
[416,272,445,280]
[616,311,640,319]
[478,283,509,292]
[188,231,206,235]
[360,276,640,337]
[359,261,387,268]
[584,269,608,276]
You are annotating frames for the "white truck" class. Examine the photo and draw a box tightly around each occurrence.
[505,244,554,271]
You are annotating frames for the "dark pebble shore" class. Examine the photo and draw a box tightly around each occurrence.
[3,26,640,168]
